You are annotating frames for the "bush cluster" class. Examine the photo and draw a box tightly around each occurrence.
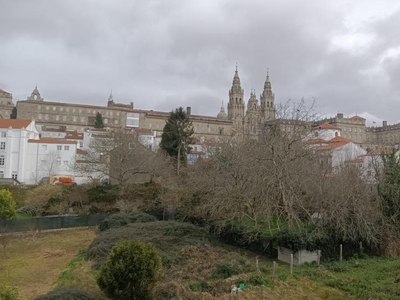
[98,212,157,232]
[87,221,208,268]
[34,288,95,300]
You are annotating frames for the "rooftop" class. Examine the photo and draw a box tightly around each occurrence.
[0,119,32,129]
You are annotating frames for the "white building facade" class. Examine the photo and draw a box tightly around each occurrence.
[0,119,78,184]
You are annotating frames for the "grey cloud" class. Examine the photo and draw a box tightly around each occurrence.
[1,0,400,123]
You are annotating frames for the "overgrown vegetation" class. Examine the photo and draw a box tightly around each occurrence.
[87,221,208,268]
[35,288,96,300]
[98,211,157,232]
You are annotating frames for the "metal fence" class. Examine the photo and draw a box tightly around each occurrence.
[0,214,108,234]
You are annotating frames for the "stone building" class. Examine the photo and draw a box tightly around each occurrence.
[0,89,15,119]
[15,68,276,146]
[313,113,366,144]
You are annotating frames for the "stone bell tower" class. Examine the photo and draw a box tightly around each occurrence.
[227,66,245,133]
[260,71,275,121]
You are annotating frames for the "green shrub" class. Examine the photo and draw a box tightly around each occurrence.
[0,189,16,219]
[0,286,18,300]
[99,212,157,231]
[34,288,95,300]
[212,262,239,279]
[189,280,212,292]
[98,240,162,300]
[248,274,269,286]
[87,185,118,204]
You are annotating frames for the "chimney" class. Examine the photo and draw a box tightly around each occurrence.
[130,102,134,109]
[337,113,343,119]
[383,121,387,127]
[186,107,191,116]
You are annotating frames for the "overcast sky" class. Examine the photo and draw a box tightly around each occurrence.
[1,0,400,125]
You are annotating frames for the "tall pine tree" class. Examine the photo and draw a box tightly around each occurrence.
[160,107,194,175]
[95,112,104,128]
[10,107,17,119]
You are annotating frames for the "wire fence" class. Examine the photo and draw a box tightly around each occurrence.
[0,214,108,234]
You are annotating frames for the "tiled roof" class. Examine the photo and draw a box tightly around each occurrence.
[314,136,351,151]
[328,136,351,143]
[0,119,32,129]
[314,142,348,151]
[306,138,328,144]
[349,115,365,121]
[76,149,87,154]
[65,130,83,139]
[28,138,77,144]
[312,122,340,131]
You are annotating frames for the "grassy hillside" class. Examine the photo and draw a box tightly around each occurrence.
[1,226,399,299]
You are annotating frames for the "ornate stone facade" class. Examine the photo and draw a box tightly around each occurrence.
[226,68,276,136]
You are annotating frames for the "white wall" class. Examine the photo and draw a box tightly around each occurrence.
[332,143,367,171]
[24,142,77,184]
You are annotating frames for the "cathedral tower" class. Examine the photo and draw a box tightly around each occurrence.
[227,67,245,132]
[244,89,261,136]
[260,72,275,121]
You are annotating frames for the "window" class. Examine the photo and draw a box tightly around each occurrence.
[80,117,85,123]
[104,118,108,124]
[126,113,139,127]
[57,145,62,150]
[55,115,60,121]
[66,107,70,112]
[56,159,61,166]
[12,173,17,180]
[41,145,47,151]
[45,114,49,120]
[73,116,77,122]
[60,107,63,112]
[0,155,4,165]
[63,160,69,166]
[38,105,41,110]
[72,108,76,113]
[1,132,6,138]
[0,142,5,150]
[64,145,70,151]
[46,106,49,110]
[63,116,67,121]
[53,106,56,111]
[38,114,42,120]
[79,109,82,113]
[114,120,119,125]
[0,171,3,178]
[116,112,120,116]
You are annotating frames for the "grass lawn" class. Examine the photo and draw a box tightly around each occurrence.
[14,212,32,219]
[0,228,96,300]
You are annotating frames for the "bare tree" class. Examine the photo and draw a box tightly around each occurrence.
[38,149,61,182]
[186,99,381,243]
[73,130,174,198]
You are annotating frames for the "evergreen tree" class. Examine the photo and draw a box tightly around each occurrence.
[160,107,194,174]
[379,150,400,226]
[98,240,162,300]
[10,107,17,119]
[94,112,104,128]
